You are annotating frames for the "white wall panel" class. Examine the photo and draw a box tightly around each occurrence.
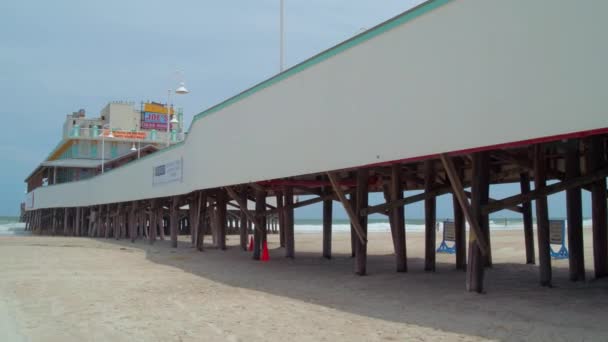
[29,0,608,209]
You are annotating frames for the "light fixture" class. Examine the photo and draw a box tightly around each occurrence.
[175,82,189,94]
[108,131,114,138]
[130,143,137,151]
[170,115,179,124]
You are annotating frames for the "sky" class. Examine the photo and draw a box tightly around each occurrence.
[0,1,593,219]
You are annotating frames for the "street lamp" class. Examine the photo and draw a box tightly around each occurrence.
[166,81,189,147]
[131,140,141,159]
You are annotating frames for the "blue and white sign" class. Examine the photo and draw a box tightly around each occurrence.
[152,158,183,185]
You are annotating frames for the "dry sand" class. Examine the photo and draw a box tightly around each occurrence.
[1,229,607,341]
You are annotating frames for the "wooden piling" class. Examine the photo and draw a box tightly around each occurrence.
[355,168,369,275]
[391,164,407,272]
[277,191,286,248]
[284,186,295,258]
[468,152,489,293]
[520,172,535,265]
[424,160,436,272]
[350,192,357,258]
[239,189,248,251]
[170,196,179,248]
[149,200,157,244]
[586,136,608,278]
[322,186,333,259]
[51,209,57,236]
[253,189,265,260]
[534,144,552,287]
[64,208,69,236]
[197,192,208,251]
[565,140,585,281]
[452,161,466,270]
[216,190,227,250]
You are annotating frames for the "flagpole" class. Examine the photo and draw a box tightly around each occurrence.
[280,0,285,72]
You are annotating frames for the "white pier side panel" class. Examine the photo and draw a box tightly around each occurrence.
[28,0,608,209]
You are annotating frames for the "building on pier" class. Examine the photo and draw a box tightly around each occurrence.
[25,101,184,192]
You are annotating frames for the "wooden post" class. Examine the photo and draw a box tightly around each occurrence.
[391,164,407,272]
[52,209,57,236]
[284,186,295,258]
[355,168,369,275]
[216,190,227,250]
[565,140,585,281]
[240,189,248,251]
[170,196,179,248]
[277,191,286,248]
[197,192,208,251]
[149,200,157,244]
[468,152,490,292]
[322,185,333,259]
[64,208,69,236]
[350,193,357,258]
[586,136,608,278]
[130,202,137,243]
[158,205,166,241]
[453,161,466,270]
[520,172,536,265]
[75,207,81,236]
[424,160,436,272]
[534,144,552,287]
[253,189,266,260]
[189,193,199,248]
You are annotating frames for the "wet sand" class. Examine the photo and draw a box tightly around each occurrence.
[1,229,607,341]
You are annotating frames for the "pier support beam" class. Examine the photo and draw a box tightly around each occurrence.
[424,160,436,272]
[64,208,69,236]
[355,169,369,276]
[197,192,208,251]
[534,144,552,287]
[322,185,333,259]
[520,172,536,265]
[170,196,179,248]
[253,189,266,260]
[284,186,295,258]
[217,190,227,250]
[52,209,57,236]
[586,136,608,278]
[469,152,490,292]
[239,189,248,251]
[390,164,407,272]
[452,161,466,271]
[277,191,286,248]
[350,192,357,258]
[565,140,585,281]
[149,200,157,244]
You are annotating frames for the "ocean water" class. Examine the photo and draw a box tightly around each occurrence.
[293,217,593,233]
[0,217,27,236]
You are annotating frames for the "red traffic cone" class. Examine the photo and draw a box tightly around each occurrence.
[261,240,270,262]
[248,236,254,251]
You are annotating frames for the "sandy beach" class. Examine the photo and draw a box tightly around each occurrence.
[1,228,607,342]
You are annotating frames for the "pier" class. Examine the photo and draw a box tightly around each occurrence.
[23,0,608,292]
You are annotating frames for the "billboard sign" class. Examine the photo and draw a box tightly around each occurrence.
[141,103,173,130]
[142,112,168,130]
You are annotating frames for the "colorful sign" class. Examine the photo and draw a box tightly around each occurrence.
[99,130,146,139]
[112,131,147,139]
[141,112,168,130]
[152,158,183,185]
[143,103,173,115]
